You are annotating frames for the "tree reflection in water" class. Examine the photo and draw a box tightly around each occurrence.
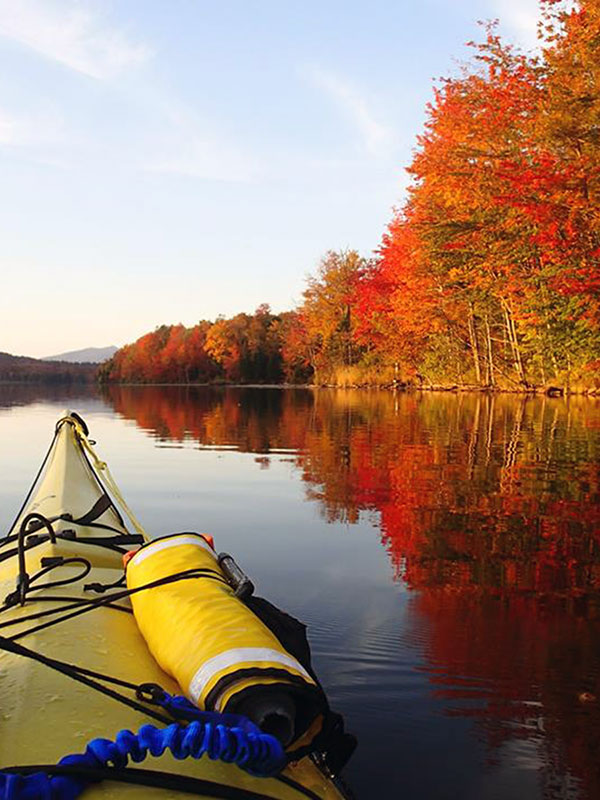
[103,385,600,799]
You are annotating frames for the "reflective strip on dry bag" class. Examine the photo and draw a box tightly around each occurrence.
[127,533,326,746]
[189,647,312,704]
[132,533,215,563]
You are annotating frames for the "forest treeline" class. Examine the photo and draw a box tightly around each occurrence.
[0,352,95,384]
[100,0,599,392]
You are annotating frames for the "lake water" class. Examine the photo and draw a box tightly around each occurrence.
[1,384,599,799]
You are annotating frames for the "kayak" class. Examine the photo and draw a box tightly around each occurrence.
[0,412,355,799]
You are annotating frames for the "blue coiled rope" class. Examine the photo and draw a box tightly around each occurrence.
[0,700,286,800]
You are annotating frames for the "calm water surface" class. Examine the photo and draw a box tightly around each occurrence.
[1,385,599,800]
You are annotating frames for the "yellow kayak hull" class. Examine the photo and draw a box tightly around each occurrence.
[0,414,349,799]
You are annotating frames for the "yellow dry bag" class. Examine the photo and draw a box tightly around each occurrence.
[127,533,326,746]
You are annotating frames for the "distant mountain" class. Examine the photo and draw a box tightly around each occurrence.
[0,352,96,383]
[42,346,118,364]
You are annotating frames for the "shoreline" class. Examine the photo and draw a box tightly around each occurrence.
[1,379,598,397]
[101,380,599,397]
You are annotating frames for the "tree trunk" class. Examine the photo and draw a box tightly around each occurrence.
[484,313,494,387]
[345,305,351,366]
[502,302,526,385]
[539,283,560,378]
[468,304,482,385]
[546,322,560,379]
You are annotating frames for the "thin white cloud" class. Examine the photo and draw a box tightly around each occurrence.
[141,101,260,183]
[303,65,394,158]
[0,90,257,183]
[0,0,151,79]
[0,4,255,181]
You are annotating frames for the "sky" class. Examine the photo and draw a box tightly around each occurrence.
[0,0,542,358]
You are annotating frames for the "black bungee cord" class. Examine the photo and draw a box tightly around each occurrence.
[5,566,227,641]
[15,512,57,605]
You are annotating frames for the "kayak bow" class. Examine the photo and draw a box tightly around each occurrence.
[0,413,355,800]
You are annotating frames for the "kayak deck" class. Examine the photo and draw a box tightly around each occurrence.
[0,414,352,799]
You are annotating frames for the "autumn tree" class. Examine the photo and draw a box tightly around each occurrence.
[531,0,600,378]
[277,311,313,383]
[404,28,548,386]
[204,306,284,383]
[365,8,599,388]
[355,215,444,382]
[298,250,367,382]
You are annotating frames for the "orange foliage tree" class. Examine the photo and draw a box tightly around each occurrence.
[355,5,599,389]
